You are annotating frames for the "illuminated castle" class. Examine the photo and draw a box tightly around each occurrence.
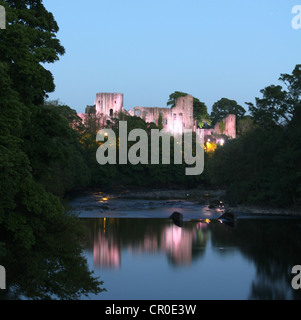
[78,92,236,139]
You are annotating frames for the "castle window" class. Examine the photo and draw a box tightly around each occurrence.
[153,118,156,123]
[135,110,141,116]
[173,114,177,120]
[164,119,167,125]
[110,109,113,117]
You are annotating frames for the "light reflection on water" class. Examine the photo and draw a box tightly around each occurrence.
[81,217,301,300]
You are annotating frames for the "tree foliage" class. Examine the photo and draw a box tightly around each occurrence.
[211,98,246,126]
[208,66,301,207]
[236,115,255,137]
[0,0,65,106]
[0,0,103,299]
[246,65,301,128]
[78,111,208,189]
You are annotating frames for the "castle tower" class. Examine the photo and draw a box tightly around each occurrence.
[224,114,236,139]
[95,93,124,117]
[172,95,194,133]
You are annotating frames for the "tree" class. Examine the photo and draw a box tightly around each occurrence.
[208,67,301,207]
[193,99,212,128]
[167,91,187,109]
[167,91,211,128]
[211,98,246,126]
[23,102,91,196]
[236,115,255,136]
[246,65,301,127]
[0,0,65,106]
[0,0,103,298]
[219,121,226,134]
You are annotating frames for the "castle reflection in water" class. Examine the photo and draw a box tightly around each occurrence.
[84,218,211,269]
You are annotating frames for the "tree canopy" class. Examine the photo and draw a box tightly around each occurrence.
[0,0,65,106]
[208,65,301,207]
[246,64,301,128]
[0,0,103,299]
[211,98,246,126]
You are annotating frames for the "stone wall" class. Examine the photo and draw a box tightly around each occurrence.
[95,93,124,117]
[203,115,236,139]
[213,115,236,138]
[128,95,194,134]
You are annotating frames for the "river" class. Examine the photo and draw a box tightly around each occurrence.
[68,190,301,300]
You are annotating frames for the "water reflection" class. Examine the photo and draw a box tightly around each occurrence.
[82,217,301,300]
[84,219,210,267]
[93,228,121,269]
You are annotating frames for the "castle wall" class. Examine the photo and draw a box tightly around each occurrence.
[212,114,236,139]
[128,95,194,134]
[172,95,194,133]
[224,114,236,139]
[95,93,124,117]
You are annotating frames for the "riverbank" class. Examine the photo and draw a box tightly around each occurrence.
[115,188,301,217]
[66,187,301,218]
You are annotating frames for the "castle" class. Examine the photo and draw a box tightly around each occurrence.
[78,92,236,141]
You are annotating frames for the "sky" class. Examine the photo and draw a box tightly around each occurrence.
[43,0,301,114]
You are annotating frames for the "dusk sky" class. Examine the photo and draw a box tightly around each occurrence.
[43,0,301,114]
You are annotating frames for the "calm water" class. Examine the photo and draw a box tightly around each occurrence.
[80,217,301,300]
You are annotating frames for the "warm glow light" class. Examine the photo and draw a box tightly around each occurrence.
[102,198,109,201]
[206,142,217,153]
[205,219,211,224]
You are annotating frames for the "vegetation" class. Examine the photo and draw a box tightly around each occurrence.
[208,65,301,207]
[79,112,209,189]
[211,98,246,126]
[0,0,103,299]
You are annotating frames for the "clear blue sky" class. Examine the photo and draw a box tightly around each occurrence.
[43,0,301,114]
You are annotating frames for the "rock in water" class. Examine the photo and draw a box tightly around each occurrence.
[170,212,184,227]
[219,212,237,227]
